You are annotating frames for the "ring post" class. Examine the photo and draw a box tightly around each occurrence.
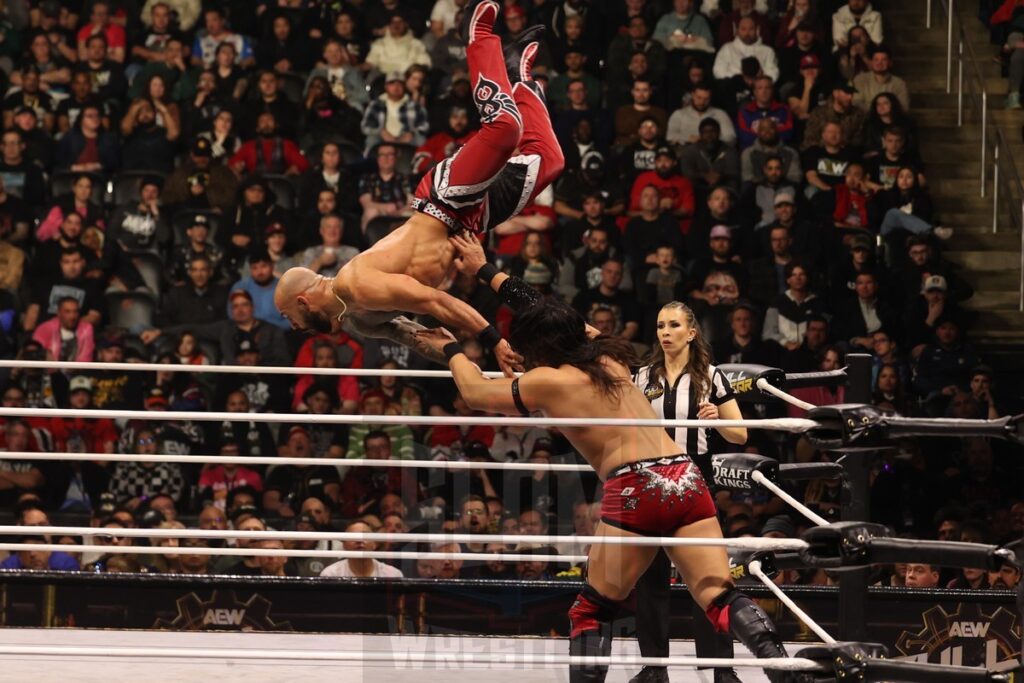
[838,353,872,641]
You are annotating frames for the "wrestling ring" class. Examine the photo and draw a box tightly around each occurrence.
[0,355,1021,682]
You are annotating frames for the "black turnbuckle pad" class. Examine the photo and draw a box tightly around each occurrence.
[799,522,891,569]
[717,364,787,402]
[804,404,889,451]
[711,453,780,491]
[792,642,888,682]
[729,550,779,583]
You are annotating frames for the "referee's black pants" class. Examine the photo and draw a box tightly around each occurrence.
[635,452,733,674]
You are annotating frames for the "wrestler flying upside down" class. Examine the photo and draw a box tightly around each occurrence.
[416,235,790,683]
[274,0,562,376]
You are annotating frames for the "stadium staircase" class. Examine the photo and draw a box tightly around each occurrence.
[887,0,1024,382]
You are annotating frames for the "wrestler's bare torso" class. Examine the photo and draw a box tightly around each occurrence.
[335,213,455,312]
[526,358,684,481]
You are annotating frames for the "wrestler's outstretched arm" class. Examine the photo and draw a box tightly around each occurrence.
[344,314,447,366]
[347,270,523,376]
[448,234,602,339]
[416,326,559,416]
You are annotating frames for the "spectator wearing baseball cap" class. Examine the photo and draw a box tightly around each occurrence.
[141,282,290,367]
[229,247,289,330]
[800,79,866,151]
[359,62,429,155]
[50,375,119,454]
[679,116,741,194]
[905,273,970,355]
[627,143,696,234]
[162,136,239,213]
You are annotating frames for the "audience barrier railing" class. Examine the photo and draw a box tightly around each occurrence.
[937,0,1024,311]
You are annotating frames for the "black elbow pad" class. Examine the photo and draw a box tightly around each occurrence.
[497,275,541,312]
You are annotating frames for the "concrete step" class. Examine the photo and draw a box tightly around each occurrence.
[938,211,1001,226]
[962,290,1021,310]
[925,178,986,196]
[944,249,1021,269]
[934,195,995,213]
[918,124,993,143]
[911,76,1008,95]
[945,230,1022,250]
[926,161,983,178]
[966,269,1024,289]
[974,309,1024,331]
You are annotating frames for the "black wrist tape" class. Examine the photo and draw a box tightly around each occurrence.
[443,342,464,361]
[477,324,502,348]
[477,263,500,285]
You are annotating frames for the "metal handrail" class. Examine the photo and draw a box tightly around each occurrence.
[937,0,1024,311]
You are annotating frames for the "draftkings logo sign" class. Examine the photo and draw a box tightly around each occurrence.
[154,590,292,631]
[894,603,1020,674]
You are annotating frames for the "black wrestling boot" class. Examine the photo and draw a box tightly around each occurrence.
[713,668,742,683]
[714,591,788,683]
[569,626,612,683]
[460,0,498,45]
[503,25,545,83]
[628,665,669,683]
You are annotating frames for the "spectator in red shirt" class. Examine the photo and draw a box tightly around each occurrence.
[76,1,126,63]
[50,376,118,453]
[429,392,495,459]
[292,335,363,413]
[229,112,309,177]
[628,145,695,234]
[198,439,265,511]
[832,161,872,231]
[412,106,475,178]
[339,430,419,518]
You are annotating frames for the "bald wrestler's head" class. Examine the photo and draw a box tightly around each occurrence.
[274,267,335,334]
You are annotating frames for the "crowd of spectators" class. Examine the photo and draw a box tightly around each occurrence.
[0,0,1018,592]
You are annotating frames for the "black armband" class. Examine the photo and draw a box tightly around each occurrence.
[497,274,542,312]
[443,342,464,361]
[477,324,502,349]
[476,263,500,285]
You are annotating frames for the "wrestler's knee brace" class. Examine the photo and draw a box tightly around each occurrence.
[568,583,619,683]
[706,587,788,682]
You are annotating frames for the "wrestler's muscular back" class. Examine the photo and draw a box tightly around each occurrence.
[341,214,457,291]
[540,359,683,480]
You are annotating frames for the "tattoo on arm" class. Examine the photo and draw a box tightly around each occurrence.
[346,315,447,365]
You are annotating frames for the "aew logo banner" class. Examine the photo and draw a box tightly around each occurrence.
[895,603,1020,673]
[154,590,292,631]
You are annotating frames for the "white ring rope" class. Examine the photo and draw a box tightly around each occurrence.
[747,559,836,645]
[0,359,507,379]
[0,406,818,432]
[0,644,823,670]
[0,451,594,472]
[2,526,810,553]
[755,378,817,412]
[750,471,831,528]
[0,542,582,563]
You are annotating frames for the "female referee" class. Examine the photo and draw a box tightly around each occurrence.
[630,300,748,683]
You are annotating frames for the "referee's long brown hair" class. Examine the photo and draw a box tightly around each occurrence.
[643,301,713,402]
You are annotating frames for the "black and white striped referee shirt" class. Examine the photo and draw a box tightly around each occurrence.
[632,364,735,456]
